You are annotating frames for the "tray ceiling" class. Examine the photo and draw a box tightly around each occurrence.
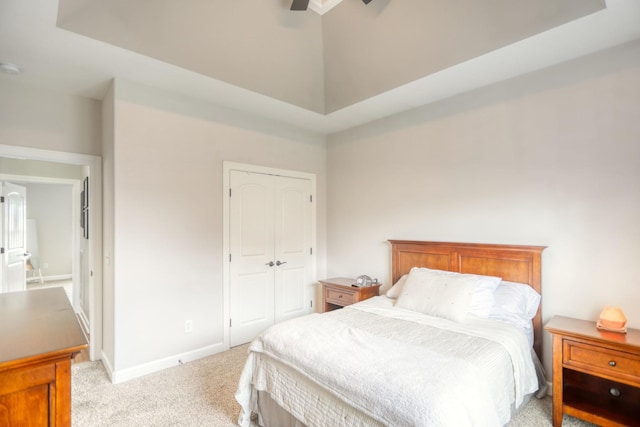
[1,0,639,133]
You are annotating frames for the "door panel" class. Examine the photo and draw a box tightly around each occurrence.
[229,172,275,347]
[280,188,304,253]
[279,267,306,315]
[239,185,270,257]
[238,273,269,322]
[2,182,27,293]
[274,177,311,323]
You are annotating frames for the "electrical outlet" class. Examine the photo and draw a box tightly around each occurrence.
[184,319,193,333]
[43,262,49,269]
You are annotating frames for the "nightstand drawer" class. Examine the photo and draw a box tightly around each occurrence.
[564,340,640,382]
[325,289,355,305]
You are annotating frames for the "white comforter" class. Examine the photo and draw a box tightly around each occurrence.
[236,296,538,427]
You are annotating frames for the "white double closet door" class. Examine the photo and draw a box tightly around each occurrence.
[229,169,314,347]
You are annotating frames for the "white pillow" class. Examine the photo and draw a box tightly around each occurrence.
[467,275,502,318]
[395,268,480,323]
[390,268,501,318]
[488,281,541,329]
[386,274,408,299]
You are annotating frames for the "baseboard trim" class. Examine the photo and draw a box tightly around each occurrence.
[110,342,227,384]
[77,312,90,340]
[27,274,72,283]
[100,352,115,382]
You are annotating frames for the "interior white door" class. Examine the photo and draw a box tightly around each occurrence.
[1,182,27,293]
[229,171,313,346]
[229,171,276,347]
[274,176,312,323]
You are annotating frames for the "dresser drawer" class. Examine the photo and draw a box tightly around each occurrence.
[564,340,640,383]
[325,288,355,305]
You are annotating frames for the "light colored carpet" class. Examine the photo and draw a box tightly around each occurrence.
[72,345,248,427]
[72,344,595,426]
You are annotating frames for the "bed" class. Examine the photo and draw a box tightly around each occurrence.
[236,240,546,427]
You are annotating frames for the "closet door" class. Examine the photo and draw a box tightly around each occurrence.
[274,176,312,323]
[229,171,313,347]
[229,171,275,347]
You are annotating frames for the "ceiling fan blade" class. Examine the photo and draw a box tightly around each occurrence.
[290,0,310,11]
[362,0,373,4]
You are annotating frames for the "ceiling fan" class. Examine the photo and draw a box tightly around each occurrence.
[291,0,372,11]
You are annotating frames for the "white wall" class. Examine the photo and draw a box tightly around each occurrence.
[326,40,640,376]
[0,79,102,155]
[101,82,116,370]
[107,79,327,381]
[24,183,73,278]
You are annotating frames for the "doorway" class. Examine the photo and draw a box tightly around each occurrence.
[0,144,102,361]
[2,178,78,302]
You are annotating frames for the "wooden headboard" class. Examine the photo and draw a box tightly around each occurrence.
[389,240,546,359]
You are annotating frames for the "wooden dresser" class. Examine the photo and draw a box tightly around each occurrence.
[0,288,88,426]
[320,278,381,312]
[545,315,640,427]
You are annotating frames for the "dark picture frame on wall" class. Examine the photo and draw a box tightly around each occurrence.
[81,177,89,239]
[80,190,85,229]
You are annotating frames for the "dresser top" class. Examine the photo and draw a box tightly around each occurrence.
[545,315,640,349]
[0,288,88,367]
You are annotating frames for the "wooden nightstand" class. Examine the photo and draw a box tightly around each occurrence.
[545,315,640,427]
[319,278,381,312]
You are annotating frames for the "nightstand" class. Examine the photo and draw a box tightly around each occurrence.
[319,278,381,312]
[545,315,640,427]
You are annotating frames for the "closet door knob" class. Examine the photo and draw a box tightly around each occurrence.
[265,261,274,267]
[276,261,287,266]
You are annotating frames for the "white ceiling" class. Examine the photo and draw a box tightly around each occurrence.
[308,0,345,15]
[1,0,639,135]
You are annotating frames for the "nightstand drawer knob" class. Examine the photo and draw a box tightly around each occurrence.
[338,295,342,298]
[609,387,621,397]
[608,360,617,367]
